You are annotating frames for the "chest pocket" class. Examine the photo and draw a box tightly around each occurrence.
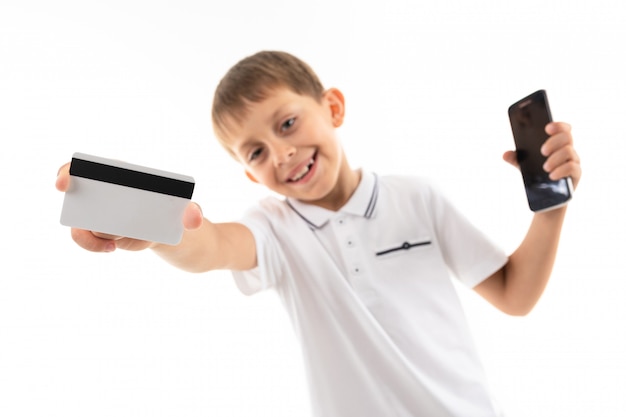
[372,237,444,287]
[375,239,432,257]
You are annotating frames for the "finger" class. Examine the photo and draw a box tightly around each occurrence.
[92,231,121,240]
[543,144,580,173]
[90,231,152,251]
[502,150,519,168]
[548,160,582,189]
[541,131,574,157]
[545,121,572,136]
[55,162,71,192]
[544,146,582,189]
[183,202,204,231]
[114,237,152,251]
[71,228,116,252]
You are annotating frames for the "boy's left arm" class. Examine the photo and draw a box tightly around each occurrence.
[474,122,582,316]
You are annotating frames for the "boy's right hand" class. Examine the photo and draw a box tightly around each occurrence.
[55,162,204,253]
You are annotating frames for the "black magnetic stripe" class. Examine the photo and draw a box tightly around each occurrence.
[70,158,194,199]
[376,240,432,256]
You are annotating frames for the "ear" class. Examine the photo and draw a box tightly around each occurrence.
[245,171,259,183]
[324,88,345,128]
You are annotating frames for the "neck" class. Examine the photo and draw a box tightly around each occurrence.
[312,161,361,212]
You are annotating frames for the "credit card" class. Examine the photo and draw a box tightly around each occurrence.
[60,152,195,245]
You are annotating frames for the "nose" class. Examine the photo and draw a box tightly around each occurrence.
[271,141,296,166]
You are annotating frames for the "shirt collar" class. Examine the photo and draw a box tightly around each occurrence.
[286,170,379,229]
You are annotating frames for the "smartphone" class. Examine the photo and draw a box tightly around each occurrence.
[508,90,573,212]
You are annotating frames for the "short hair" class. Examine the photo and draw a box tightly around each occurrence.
[211,51,325,154]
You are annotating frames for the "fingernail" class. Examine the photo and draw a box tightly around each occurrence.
[105,242,116,252]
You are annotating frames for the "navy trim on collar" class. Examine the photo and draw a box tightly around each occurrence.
[286,171,379,229]
[364,173,379,219]
[285,199,320,230]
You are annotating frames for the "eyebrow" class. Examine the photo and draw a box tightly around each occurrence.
[229,98,300,156]
[221,122,257,157]
[233,139,256,157]
[268,103,294,126]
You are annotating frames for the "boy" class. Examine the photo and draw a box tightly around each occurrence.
[56,51,581,416]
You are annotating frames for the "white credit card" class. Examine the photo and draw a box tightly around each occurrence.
[60,152,195,245]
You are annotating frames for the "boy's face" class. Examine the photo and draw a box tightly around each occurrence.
[222,87,357,209]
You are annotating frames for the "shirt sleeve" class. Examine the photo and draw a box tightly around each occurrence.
[425,181,508,288]
[231,203,285,295]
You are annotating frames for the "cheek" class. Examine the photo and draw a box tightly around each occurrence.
[250,164,278,185]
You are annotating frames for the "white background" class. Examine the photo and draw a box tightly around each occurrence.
[1,1,625,416]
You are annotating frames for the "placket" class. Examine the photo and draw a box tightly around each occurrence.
[332,214,377,306]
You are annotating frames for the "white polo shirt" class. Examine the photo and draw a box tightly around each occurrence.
[233,171,508,417]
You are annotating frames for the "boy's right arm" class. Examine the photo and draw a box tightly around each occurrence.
[151,218,257,273]
[56,162,257,273]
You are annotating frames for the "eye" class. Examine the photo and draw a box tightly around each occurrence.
[249,147,263,162]
[280,117,296,133]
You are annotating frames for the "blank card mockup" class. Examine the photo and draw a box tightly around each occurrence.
[60,152,195,245]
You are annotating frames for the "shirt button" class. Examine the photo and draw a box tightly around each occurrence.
[347,239,355,248]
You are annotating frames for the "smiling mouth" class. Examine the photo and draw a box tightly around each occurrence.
[288,153,316,182]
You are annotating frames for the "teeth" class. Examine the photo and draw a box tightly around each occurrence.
[290,159,314,182]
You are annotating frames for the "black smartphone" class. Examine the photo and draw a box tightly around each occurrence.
[508,90,572,212]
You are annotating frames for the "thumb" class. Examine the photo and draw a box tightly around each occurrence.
[502,150,519,169]
[55,162,71,192]
[183,202,204,230]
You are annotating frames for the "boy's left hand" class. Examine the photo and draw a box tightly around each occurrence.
[503,121,582,190]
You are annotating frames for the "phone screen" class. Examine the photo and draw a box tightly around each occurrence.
[508,90,572,212]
